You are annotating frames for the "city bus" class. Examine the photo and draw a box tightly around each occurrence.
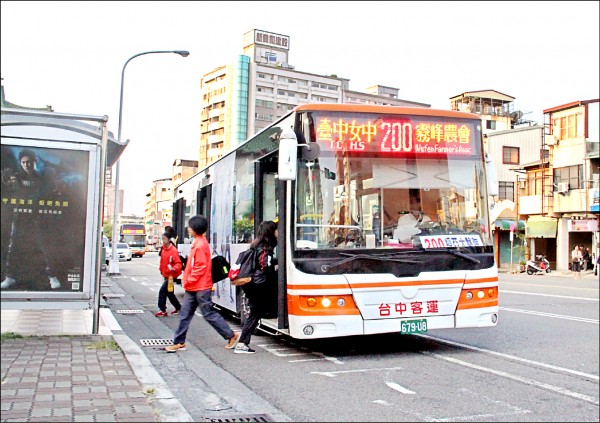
[119,224,146,257]
[172,104,498,339]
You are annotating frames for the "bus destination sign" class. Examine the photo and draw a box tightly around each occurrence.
[315,116,478,157]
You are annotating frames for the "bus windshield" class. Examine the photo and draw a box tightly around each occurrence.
[294,111,492,252]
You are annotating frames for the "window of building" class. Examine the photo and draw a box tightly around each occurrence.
[540,149,550,161]
[527,170,549,196]
[553,113,582,140]
[498,181,514,202]
[327,85,338,91]
[288,79,296,84]
[553,165,583,191]
[278,89,285,96]
[266,53,277,62]
[255,113,274,121]
[486,120,497,130]
[502,146,520,165]
[256,99,274,108]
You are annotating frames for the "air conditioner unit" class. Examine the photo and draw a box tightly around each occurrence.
[546,134,558,145]
[557,182,569,194]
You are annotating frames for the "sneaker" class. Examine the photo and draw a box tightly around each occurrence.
[154,311,168,317]
[171,309,180,315]
[234,344,256,354]
[49,277,61,289]
[165,343,187,353]
[1,277,16,289]
[225,332,240,349]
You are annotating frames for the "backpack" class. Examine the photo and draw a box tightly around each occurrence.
[231,247,269,286]
[179,254,188,271]
[211,254,230,283]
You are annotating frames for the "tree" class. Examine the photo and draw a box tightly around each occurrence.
[103,220,112,239]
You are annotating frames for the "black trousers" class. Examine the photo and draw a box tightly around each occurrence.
[158,277,182,312]
[239,282,268,345]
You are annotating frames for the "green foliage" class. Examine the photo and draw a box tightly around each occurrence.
[1,332,23,341]
[103,220,113,238]
[87,339,120,351]
[234,217,254,237]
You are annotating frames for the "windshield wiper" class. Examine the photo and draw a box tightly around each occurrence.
[322,252,418,272]
[418,248,482,265]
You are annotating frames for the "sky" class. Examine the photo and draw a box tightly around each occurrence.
[2,1,599,216]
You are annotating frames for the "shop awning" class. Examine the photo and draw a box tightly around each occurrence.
[494,219,525,231]
[526,216,558,238]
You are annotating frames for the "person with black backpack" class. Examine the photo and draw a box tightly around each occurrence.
[234,220,278,354]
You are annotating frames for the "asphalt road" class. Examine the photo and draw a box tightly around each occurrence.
[106,253,599,422]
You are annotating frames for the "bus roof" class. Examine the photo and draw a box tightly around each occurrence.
[293,103,481,120]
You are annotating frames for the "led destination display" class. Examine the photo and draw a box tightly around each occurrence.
[315,115,480,157]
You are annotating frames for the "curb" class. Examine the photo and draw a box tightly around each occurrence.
[108,317,194,422]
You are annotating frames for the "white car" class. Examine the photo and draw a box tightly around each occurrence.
[116,243,132,261]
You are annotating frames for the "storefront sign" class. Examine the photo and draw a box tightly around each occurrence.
[568,219,598,232]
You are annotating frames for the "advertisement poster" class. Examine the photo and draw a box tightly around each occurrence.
[1,145,89,292]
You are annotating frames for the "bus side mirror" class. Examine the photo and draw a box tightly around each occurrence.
[278,129,298,181]
[485,152,499,196]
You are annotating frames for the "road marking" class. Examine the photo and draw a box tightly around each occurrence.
[423,352,599,406]
[144,262,159,268]
[372,400,390,405]
[131,277,138,282]
[416,334,599,382]
[311,367,403,378]
[500,289,599,301]
[385,381,416,395]
[434,409,531,422]
[499,307,599,324]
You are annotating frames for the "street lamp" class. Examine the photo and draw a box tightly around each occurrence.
[108,50,189,275]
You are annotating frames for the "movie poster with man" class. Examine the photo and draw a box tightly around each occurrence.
[1,144,89,292]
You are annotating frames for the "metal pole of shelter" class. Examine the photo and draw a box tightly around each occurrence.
[92,118,109,334]
[108,50,189,276]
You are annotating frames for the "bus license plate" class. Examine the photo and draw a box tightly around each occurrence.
[400,319,427,335]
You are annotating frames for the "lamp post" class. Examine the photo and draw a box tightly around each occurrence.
[108,50,189,275]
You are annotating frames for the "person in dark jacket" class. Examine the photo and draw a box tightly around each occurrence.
[234,220,278,354]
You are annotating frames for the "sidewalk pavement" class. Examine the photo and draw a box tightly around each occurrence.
[0,307,192,423]
[498,267,598,279]
[1,274,291,423]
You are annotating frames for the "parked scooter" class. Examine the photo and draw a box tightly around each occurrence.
[526,255,551,275]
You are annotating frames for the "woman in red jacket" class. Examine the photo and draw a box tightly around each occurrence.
[155,233,182,317]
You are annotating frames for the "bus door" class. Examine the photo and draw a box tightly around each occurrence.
[254,152,281,323]
[197,185,212,243]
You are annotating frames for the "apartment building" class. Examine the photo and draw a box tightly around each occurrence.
[199,29,430,168]
[144,178,174,249]
[450,90,518,135]
[484,126,546,268]
[172,159,198,193]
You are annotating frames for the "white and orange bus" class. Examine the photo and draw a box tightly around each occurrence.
[173,104,499,339]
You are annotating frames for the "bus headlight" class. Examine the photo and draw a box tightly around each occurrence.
[465,291,473,300]
[321,298,331,307]
[307,298,317,307]
[337,298,346,307]
[303,325,314,336]
[477,290,485,299]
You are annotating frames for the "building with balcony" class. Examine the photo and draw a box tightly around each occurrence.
[542,99,599,270]
[512,99,599,271]
[450,90,519,134]
[198,29,430,168]
[484,126,546,269]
